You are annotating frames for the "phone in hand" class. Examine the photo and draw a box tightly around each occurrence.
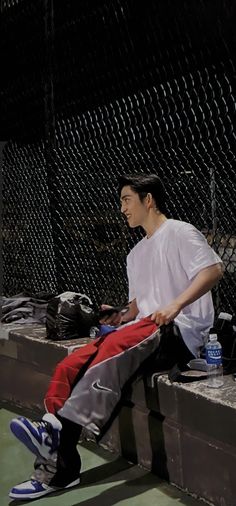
[99,305,128,319]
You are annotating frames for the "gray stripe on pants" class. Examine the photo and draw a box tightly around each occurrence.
[58,327,160,434]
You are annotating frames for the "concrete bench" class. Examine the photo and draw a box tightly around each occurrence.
[156,374,236,506]
[1,323,236,506]
[0,323,92,414]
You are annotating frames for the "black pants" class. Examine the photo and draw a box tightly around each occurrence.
[139,322,195,376]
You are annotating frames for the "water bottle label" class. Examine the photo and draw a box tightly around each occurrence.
[206,348,222,365]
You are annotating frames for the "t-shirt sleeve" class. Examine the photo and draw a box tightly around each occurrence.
[176,223,222,280]
[127,252,136,302]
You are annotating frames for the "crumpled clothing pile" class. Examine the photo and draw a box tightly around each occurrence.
[1,292,55,324]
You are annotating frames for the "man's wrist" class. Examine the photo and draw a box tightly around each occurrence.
[173,300,184,312]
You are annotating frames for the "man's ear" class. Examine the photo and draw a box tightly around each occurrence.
[146,192,155,208]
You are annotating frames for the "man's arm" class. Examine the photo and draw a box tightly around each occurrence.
[121,299,139,323]
[151,263,223,326]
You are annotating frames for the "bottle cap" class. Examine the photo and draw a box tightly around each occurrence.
[209,334,217,341]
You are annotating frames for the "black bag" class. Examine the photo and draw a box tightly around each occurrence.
[214,312,236,372]
[46,291,99,341]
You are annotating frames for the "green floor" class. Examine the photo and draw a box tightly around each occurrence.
[1,408,202,506]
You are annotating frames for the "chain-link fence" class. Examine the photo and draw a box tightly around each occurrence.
[2,0,236,313]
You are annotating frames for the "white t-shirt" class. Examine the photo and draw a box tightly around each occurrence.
[127,219,222,357]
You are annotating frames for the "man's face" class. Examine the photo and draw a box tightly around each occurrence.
[120,185,147,228]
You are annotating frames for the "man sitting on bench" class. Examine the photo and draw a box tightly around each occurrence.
[9,173,223,500]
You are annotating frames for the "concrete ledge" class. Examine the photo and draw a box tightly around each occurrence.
[156,374,236,506]
[1,323,236,505]
[0,323,92,413]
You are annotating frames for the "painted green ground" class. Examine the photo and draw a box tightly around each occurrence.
[1,407,203,506]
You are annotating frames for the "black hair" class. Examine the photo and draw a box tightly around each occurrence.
[118,173,166,213]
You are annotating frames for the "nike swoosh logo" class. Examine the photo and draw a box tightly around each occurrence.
[92,380,113,393]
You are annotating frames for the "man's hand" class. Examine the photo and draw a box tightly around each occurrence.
[151,263,223,326]
[151,302,181,326]
[99,304,123,326]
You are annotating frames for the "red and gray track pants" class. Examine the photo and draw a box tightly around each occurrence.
[44,317,160,436]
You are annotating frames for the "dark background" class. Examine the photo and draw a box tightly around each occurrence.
[1,0,236,312]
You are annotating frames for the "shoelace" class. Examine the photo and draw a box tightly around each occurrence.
[32,420,60,455]
[32,460,57,485]
[32,420,48,429]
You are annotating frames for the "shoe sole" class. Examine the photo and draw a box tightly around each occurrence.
[10,419,51,460]
[9,476,81,500]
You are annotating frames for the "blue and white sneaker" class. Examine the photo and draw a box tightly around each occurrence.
[10,413,62,460]
[9,478,59,500]
[9,455,81,500]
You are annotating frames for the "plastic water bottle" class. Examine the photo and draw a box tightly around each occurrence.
[205,332,224,388]
[89,326,100,339]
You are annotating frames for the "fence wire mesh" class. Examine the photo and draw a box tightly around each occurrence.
[2,0,236,313]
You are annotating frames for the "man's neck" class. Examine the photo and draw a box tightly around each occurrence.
[144,212,167,238]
